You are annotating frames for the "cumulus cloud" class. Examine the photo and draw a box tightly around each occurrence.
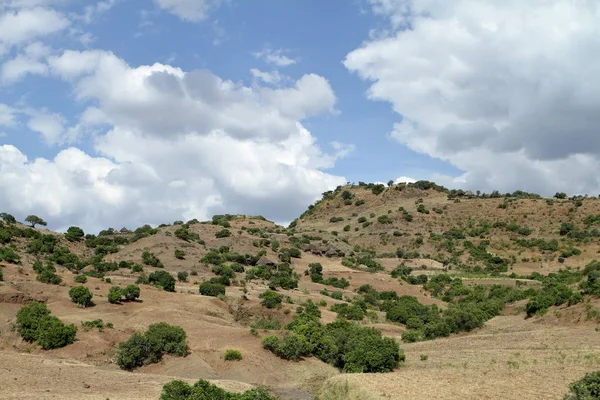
[395,176,416,184]
[1,41,50,84]
[253,47,298,67]
[250,68,282,85]
[0,50,348,231]
[347,0,600,195]
[0,6,69,51]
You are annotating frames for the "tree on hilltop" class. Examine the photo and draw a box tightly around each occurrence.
[25,215,47,228]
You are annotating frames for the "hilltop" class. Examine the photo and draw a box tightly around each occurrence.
[1,183,600,399]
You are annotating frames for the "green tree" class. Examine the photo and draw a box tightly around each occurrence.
[554,192,567,199]
[64,226,85,242]
[564,371,600,400]
[108,286,122,303]
[199,282,225,297]
[122,285,141,301]
[68,286,93,307]
[0,212,16,224]
[177,271,188,282]
[25,215,47,228]
[36,316,77,350]
[149,270,176,292]
[174,249,185,259]
[74,274,87,283]
[16,302,51,341]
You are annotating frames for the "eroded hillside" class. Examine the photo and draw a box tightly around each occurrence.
[1,183,600,399]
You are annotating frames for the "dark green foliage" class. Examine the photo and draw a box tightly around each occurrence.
[148,270,176,292]
[215,229,231,238]
[563,371,600,400]
[199,282,225,297]
[142,251,163,268]
[69,286,93,307]
[377,215,392,224]
[25,215,47,228]
[74,274,87,283]
[371,184,385,195]
[354,199,365,206]
[246,263,299,290]
[223,349,243,361]
[108,286,122,303]
[0,268,3,281]
[122,285,141,301]
[81,319,108,332]
[177,271,188,282]
[211,215,233,228]
[525,282,581,317]
[160,379,277,400]
[261,308,404,373]
[174,227,200,242]
[357,216,367,223]
[16,302,76,349]
[174,249,185,259]
[36,265,62,284]
[330,303,365,320]
[64,226,84,242]
[251,318,281,330]
[116,322,189,370]
[554,192,567,199]
[260,290,283,309]
[0,246,20,263]
[329,216,344,223]
[0,212,16,223]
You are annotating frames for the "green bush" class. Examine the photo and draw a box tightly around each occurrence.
[160,379,276,400]
[64,226,85,242]
[149,270,176,292]
[68,286,93,307]
[174,249,185,260]
[36,267,62,285]
[74,274,87,283]
[564,371,600,400]
[142,251,164,268]
[116,322,189,370]
[223,349,243,361]
[16,302,76,349]
[215,229,231,238]
[108,286,122,304]
[122,285,141,301]
[259,290,283,309]
[199,282,226,297]
[177,271,188,282]
[0,268,3,281]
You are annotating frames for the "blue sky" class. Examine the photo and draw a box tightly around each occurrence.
[0,0,598,231]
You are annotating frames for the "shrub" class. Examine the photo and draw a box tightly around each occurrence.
[69,286,93,307]
[142,251,164,268]
[564,371,600,400]
[199,282,226,297]
[160,379,276,400]
[223,349,243,361]
[122,285,141,301]
[64,226,85,242]
[177,271,189,282]
[74,274,87,283]
[275,334,311,361]
[108,286,122,303]
[260,290,283,309]
[174,249,185,260]
[215,229,231,238]
[261,335,280,352]
[149,270,176,292]
[36,268,62,285]
[16,302,76,349]
[174,227,200,242]
[116,322,189,370]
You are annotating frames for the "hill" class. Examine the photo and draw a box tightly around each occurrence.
[1,184,600,399]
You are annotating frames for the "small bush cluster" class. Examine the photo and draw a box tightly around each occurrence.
[16,302,77,349]
[199,281,226,297]
[142,251,164,268]
[34,260,62,285]
[148,270,176,292]
[108,285,141,303]
[261,303,404,372]
[116,322,189,370]
[223,349,243,361]
[259,290,283,309]
[160,379,276,400]
[246,263,299,290]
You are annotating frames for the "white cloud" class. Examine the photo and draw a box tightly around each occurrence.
[250,68,282,85]
[154,0,221,22]
[26,110,66,144]
[0,104,16,126]
[253,48,297,67]
[0,7,70,50]
[1,42,51,84]
[80,0,118,24]
[346,0,600,196]
[395,176,416,184]
[0,50,349,231]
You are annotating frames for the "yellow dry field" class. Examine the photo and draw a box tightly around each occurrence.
[319,313,600,400]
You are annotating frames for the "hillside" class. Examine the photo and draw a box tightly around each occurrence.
[1,183,600,399]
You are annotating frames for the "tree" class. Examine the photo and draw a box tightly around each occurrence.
[554,192,567,199]
[25,215,47,228]
[174,249,185,260]
[0,212,16,224]
[16,302,51,341]
[122,285,141,301]
[68,286,93,307]
[64,226,85,242]
[108,286,122,304]
[199,282,225,297]
[16,302,76,349]
[149,270,175,292]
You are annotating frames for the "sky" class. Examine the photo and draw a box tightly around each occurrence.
[0,0,599,233]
